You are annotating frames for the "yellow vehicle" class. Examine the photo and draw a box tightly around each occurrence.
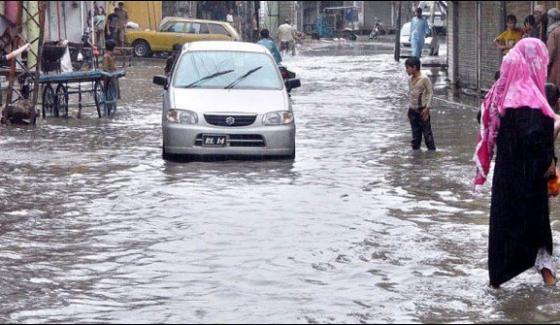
[126,17,241,57]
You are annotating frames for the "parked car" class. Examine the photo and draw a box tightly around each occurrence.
[399,21,439,56]
[153,41,301,160]
[126,17,241,57]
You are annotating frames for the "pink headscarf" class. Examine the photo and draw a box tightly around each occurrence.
[474,38,555,186]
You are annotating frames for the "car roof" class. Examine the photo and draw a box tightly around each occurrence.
[161,16,232,25]
[183,41,269,53]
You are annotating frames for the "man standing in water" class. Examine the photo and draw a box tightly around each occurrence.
[257,29,282,64]
[405,57,435,150]
[277,19,296,57]
[410,7,429,58]
[115,2,128,47]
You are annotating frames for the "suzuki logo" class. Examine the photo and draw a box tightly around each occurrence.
[225,116,236,126]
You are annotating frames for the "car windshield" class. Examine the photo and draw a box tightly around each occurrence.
[401,23,411,36]
[173,51,282,90]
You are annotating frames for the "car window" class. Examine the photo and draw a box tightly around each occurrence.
[173,51,283,90]
[199,24,210,34]
[165,22,185,33]
[185,23,201,34]
[209,24,230,36]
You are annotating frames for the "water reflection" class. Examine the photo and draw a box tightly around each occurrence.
[162,160,299,185]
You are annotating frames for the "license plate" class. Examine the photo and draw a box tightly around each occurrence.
[202,135,227,147]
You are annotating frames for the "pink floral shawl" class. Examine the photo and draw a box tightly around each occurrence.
[474,38,555,186]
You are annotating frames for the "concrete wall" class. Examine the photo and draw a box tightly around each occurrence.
[363,1,392,30]
[261,1,280,36]
[123,1,162,31]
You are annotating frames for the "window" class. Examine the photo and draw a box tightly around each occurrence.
[173,51,282,90]
[185,23,202,34]
[165,22,185,33]
[209,24,230,36]
[199,24,210,34]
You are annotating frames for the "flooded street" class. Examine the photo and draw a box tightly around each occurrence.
[3,41,560,323]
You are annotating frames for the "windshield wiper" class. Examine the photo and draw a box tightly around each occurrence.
[224,66,263,89]
[181,69,234,88]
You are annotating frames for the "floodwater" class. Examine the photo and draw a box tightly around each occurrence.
[2,41,560,323]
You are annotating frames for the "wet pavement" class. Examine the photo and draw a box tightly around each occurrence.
[2,41,560,323]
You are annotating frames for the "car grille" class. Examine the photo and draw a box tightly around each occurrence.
[195,134,265,147]
[204,114,257,127]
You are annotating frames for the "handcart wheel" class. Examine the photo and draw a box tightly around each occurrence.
[42,84,56,118]
[94,80,107,117]
[105,79,118,117]
[55,83,69,118]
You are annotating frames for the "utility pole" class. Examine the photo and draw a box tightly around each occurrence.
[394,1,402,62]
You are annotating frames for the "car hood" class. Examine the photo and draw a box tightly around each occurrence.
[170,88,289,114]
[400,36,433,45]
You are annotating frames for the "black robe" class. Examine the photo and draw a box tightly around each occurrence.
[489,107,555,287]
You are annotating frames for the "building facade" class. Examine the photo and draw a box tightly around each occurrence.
[447,1,558,91]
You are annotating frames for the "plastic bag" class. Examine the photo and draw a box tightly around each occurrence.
[60,42,72,73]
[548,171,560,197]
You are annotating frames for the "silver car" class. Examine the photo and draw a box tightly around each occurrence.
[399,21,440,56]
[153,41,300,160]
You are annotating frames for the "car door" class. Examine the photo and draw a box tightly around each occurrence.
[207,23,233,41]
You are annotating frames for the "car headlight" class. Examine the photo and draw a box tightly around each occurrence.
[263,111,294,126]
[166,109,198,124]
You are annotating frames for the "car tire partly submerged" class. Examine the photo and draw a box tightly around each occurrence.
[133,40,152,58]
[162,143,176,161]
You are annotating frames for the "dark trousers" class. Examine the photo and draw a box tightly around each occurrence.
[408,107,436,150]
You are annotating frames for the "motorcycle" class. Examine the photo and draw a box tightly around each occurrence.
[278,65,300,94]
[368,19,386,40]
[69,27,98,71]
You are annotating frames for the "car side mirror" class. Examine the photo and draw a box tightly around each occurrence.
[153,75,168,89]
[285,78,301,91]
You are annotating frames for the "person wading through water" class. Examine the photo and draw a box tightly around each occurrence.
[475,38,557,289]
[405,57,435,151]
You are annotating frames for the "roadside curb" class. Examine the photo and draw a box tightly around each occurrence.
[433,95,480,111]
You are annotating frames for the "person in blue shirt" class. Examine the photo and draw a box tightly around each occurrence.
[257,29,282,64]
[410,7,430,58]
